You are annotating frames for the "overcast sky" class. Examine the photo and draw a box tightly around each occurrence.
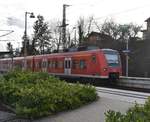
[0,0,150,51]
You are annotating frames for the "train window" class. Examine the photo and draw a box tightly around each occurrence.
[65,60,67,68]
[72,60,78,69]
[52,61,55,68]
[48,61,52,68]
[27,61,30,68]
[39,61,42,68]
[42,61,47,68]
[68,61,71,68]
[92,55,96,63]
[42,61,44,68]
[58,61,63,68]
[80,60,86,69]
[55,61,58,68]
[36,62,38,68]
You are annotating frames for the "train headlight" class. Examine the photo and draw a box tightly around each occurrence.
[103,68,107,71]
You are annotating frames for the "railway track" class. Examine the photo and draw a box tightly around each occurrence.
[119,76,150,89]
[96,87,150,105]
[96,87,149,100]
[64,76,150,93]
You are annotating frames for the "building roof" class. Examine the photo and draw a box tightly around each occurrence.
[88,31,113,39]
[145,17,150,22]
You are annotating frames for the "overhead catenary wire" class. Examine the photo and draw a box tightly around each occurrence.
[0,30,14,38]
[67,4,150,28]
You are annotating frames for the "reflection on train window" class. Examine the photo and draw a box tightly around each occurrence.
[80,60,86,69]
[92,55,96,63]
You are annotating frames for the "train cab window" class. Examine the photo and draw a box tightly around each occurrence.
[80,60,86,69]
[91,55,96,63]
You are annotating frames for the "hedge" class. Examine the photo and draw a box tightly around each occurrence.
[105,97,150,122]
[0,70,98,119]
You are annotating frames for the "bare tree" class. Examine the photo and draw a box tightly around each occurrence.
[7,42,13,69]
[87,16,94,35]
[100,19,120,40]
[49,20,62,52]
[100,19,142,42]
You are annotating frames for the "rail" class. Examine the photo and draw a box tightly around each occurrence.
[119,76,150,89]
[96,87,149,99]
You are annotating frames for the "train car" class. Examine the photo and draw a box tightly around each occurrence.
[0,58,11,73]
[0,48,122,79]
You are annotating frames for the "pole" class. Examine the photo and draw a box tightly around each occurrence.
[62,4,70,50]
[23,12,35,70]
[126,39,129,77]
[24,12,27,69]
[62,4,66,50]
[74,27,76,45]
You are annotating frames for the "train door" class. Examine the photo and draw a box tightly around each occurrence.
[64,58,72,75]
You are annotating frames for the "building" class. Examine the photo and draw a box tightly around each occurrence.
[141,17,150,40]
[82,31,116,49]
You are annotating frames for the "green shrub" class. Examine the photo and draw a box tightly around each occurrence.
[0,70,97,118]
[105,98,150,122]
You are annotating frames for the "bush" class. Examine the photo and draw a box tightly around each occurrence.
[105,98,150,122]
[0,70,98,118]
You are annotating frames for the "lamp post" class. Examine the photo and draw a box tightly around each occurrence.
[126,39,129,77]
[24,12,35,69]
[123,39,130,77]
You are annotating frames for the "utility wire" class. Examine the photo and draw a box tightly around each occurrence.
[0,40,15,41]
[94,4,150,20]
[0,30,14,38]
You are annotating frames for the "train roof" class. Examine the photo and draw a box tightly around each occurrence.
[33,49,102,58]
[102,48,118,52]
[0,56,32,61]
[0,48,119,60]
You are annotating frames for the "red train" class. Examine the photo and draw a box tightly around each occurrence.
[0,49,122,79]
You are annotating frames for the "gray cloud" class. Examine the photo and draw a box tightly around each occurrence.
[7,17,24,28]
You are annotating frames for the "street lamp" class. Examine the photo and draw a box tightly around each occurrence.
[24,12,35,69]
[123,40,130,77]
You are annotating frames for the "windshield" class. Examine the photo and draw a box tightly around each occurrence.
[104,52,120,67]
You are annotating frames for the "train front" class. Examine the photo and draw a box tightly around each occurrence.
[102,49,122,79]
